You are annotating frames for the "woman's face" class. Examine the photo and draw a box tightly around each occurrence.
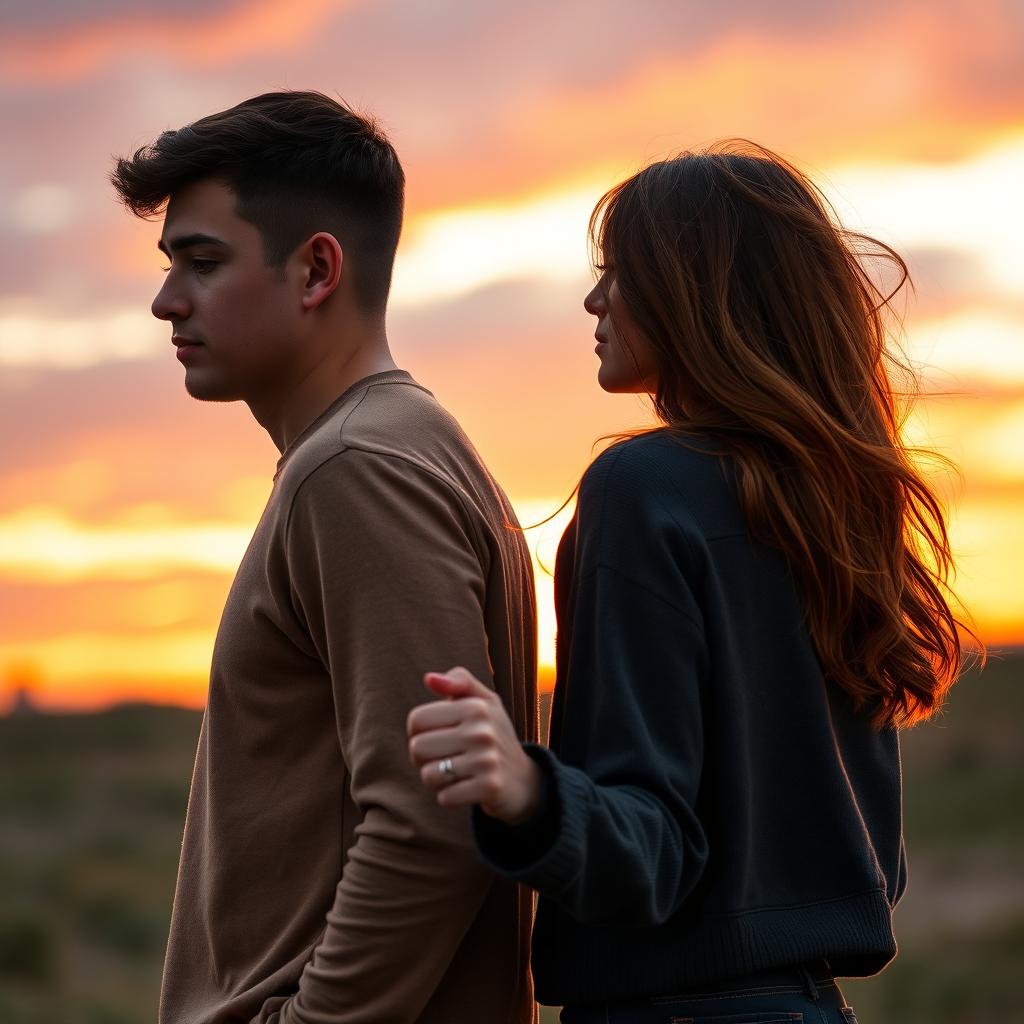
[584,270,659,394]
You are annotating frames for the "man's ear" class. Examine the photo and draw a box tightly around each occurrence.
[299,232,343,310]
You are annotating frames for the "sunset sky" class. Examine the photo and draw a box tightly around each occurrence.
[1,0,1022,710]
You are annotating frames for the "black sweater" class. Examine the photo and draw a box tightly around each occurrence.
[474,431,906,1007]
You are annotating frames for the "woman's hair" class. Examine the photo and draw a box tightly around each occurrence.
[591,140,978,728]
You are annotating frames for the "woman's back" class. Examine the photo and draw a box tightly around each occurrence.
[497,431,906,1005]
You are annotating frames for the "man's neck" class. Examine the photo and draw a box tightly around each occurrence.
[250,328,398,454]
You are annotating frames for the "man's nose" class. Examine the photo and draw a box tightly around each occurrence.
[151,277,190,322]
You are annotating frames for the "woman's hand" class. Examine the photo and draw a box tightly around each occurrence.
[407,667,542,825]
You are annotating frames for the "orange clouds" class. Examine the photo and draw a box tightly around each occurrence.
[2,0,1023,711]
[0,0,356,83]
[0,574,230,641]
[523,29,1006,169]
[405,7,1024,213]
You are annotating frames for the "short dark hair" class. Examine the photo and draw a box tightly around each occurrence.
[111,90,404,313]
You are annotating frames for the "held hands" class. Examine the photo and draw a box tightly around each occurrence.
[407,667,542,825]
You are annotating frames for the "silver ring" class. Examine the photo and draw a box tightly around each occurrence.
[438,757,455,778]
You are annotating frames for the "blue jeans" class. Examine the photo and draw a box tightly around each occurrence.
[559,965,859,1024]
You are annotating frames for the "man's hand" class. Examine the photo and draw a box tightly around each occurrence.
[407,667,542,825]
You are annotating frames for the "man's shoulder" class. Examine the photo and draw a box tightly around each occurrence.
[339,375,469,459]
[278,375,467,490]
[274,375,501,540]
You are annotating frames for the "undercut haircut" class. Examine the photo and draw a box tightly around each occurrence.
[111,90,404,314]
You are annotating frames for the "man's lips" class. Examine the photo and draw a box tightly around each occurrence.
[173,336,204,363]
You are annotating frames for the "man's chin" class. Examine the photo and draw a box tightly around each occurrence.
[183,374,242,403]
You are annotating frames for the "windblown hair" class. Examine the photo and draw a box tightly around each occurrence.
[111,90,404,313]
[592,141,977,728]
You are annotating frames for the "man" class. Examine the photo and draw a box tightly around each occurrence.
[111,91,537,1024]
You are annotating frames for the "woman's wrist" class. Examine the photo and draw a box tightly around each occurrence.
[497,752,545,825]
[471,745,560,873]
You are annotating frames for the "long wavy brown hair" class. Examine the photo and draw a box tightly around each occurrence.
[592,140,979,728]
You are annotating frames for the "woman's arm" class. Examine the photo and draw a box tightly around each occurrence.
[408,562,710,928]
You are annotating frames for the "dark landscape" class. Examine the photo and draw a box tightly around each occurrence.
[1,653,1020,1024]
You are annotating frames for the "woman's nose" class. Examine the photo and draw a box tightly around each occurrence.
[583,281,606,316]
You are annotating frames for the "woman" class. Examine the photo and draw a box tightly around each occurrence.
[406,141,973,1023]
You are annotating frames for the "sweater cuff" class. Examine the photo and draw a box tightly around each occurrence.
[472,743,560,871]
[472,743,595,900]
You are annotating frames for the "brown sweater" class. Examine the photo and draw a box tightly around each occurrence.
[159,370,538,1024]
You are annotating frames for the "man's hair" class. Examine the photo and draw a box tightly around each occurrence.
[111,90,404,314]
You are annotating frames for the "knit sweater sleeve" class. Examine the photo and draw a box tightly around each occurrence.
[256,448,497,1024]
[474,442,710,927]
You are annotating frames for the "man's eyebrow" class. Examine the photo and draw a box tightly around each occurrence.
[156,233,230,256]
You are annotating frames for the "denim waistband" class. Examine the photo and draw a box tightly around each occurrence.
[560,961,842,1024]
[647,959,835,1002]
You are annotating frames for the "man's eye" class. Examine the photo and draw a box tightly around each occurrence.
[160,259,217,275]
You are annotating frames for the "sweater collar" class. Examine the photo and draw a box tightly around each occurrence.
[273,369,415,480]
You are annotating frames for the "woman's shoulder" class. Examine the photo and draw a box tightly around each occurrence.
[580,429,745,540]
[583,429,731,501]
[588,428,721,469]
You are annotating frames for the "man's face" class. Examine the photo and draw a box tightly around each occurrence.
[153,178,305,403]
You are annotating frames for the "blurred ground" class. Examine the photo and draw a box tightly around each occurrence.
[0,655,1019,1024]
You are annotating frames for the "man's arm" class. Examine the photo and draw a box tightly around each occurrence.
[255,448,502,1024]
